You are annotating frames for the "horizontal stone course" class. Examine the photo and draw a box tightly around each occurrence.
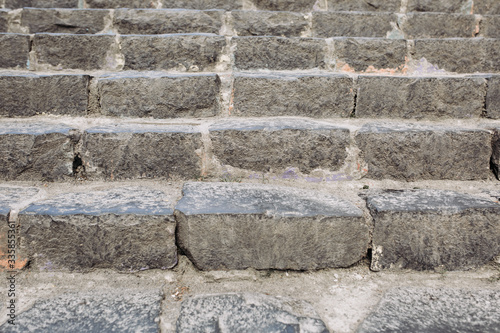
[402,12,476,38]
[21,8,108,34]
[407,0,471,13]
[85,0,155,8]
[0,33,29,69]
[313,12,396,38]
[327,0,400,12]
[161,0,243,10]
[232,10,308,37]
[253,0,316,12]
[5,0,78,8]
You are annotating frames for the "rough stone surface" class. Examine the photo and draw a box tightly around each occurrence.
[403,13,476,38]
[475,0,500,14]
[232,73,354,117]
[407,0,471,13]
[114,9,223,35]
[21,8,109,34]
[161,0,243,10]
[121,34,225,71]
[81,124,202,180]
[492,127,500,179]
[177,293,329,332]
[0,73,89,117]
[313,12,396,38]
[0,123,76,181]
[97,73,220,118]
[0,290,162,332]
[253,0,317,12]
[0,34,29,69]
[0,10,8,32]
[355,75,487,119]
[85,0,156,8]
[210,118,350,173]
[327,0,401,12]
[482,15,500,38]
[486,76,500,119]
[232,10,308,37]
[355,123,492,180]
[175,182,368,270]
[5,0,78,8]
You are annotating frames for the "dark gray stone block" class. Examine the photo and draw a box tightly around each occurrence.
[209,118,350,173]
[175,182,368,270]
[0,33,29,69]
[355,123,492,180]
[161,0,243,10]
[0,10,8,32]
[21,8,109,34]
[85,0,156,8]
[482,15,500,38]
[403,13,476,38]
[327,0,401,12]
[5,0,78,8]
[407,0,471,13]
[492,127,500,179]
[313,12,396,38]
[177,293,329,333]
[232,10,308,37]
[356,75,486,119]
[232,73,354,117]
[475,0,500,14]
[0,73,89,117]
[253,0,317,12]
[486,76,500,119]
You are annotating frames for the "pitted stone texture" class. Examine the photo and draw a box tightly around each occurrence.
[81,124,202,180]
[175,182,368,270]
[0,123,76,181]
[253,0,317,12]
[0,290,162,332]
[482,15,500,38]
[355,123,492,180]
[0,74,89,117]
[233,73,354,117]
[492,127,500,179]
[403,13,476,38]
[21,8,108,34]
[407,0,471,13]
[367,189,500,271]
[233,37,326,70]
[475,0,500,14]
[313,12,396,38]
[177,293,329,333]
[114,9,223,35]
[486,76,500,119]
[85,0,156,8]
[19,187,176,271]
[0,34,29,69]
[327,0,400,11]
[232,10,308,37]
[0,10,7,32]
[5,0,78,8]
[161,0,243,10]
[121,34,225,71]
[210,118,350,173]
[97,73,220,118]
[356,75,486,119]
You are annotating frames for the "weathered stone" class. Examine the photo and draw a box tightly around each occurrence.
[81,124,202,180]
[482,15,500,38]
[357,288,500,332]
[98,73,220,118]
[233,36,326,70]
[210,118,350,173]
[0,290,162,332]
[0,73,89,117]
[233,73,354,117]
[0,33,29,69]
[407,0,471,13]
[253,0,317,12]
[161,0,243,10]
[327,0,401,12]
[114,9,223,35]
[355,123,492,180]
[232,10,308,37]
[0,123,76,181]
[492,127,500,179]
[175,182,368,270]
[5,0,78,8]
[313,12,396,38]
[0,10,8,32]
[177,293,329,332]
[403,13,476,38]
[475,0,500,14]
[121,34,225,71]
[356,75,486,119]
[486,76,500,119]
[85,0,155,8]
[21,8,109,34]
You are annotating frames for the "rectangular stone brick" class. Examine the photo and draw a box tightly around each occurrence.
[161,0,243,10]
[0,33,29,69]
[85,0,156,8]
[475,0,500,14]
[0,10,8,32]
[21,8,109,34]
[486,76,500,119]
[313,12,396,38]
[5,0,78,8]
[402,13,476,38]
[0,73,89,117]
[407,0,471,13]
[492,127,500,179]
[253,0,317,11]
[356,75,486,119]
[97,73,220,118]
[328,0,401,12]
[355,123,492,180]
[232,10,308,37]
[482,15,500,38]
[232,73,354,117]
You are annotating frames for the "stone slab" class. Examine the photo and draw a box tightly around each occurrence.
[355,123,492,180]
[0,10,8,32]
[21,8,108,34]
[177,293,329,333]
[253,0,317,12]
[313,12,396,38]
[85,0,156,8]
[492,127,500,179]
[232,10,308,37]
[407,0,471,13]
[486,76,500,119]
[482,15,500,38]
[0,33,29,69]
[5,0,79,8]
[327,0,401,12]
[475,0,500,14]
[403,13,476,38]
[161,0,243,10]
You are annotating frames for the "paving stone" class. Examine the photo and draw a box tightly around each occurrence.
[355,75,486,119]
[482,15,500,38]
[98,73,220,118]
[175,182,368,270]
[486,76,500,119]
[402,13,476,38]
[121,34,226,71]
[21,8,108,34]
[327,0,401,12]
[357,288,500,332]
[355,123,492,180]
[232,10,308,37]
[0,123,76,181]
[0,33,29,69]
[492,127,500,179]
[475,0,500,14]
[0,10,8,32]
[177,293,329,332]
[114,9,223,35]
[232,73,354,117]
[233,36,326,70]
[253,0,317,12]
[85,0,156,8]
[5,0,78,8]
[407,0,471,13]
[161,0,243,10]
[209,118,350,173]
[0,290,162,332]
[80,124,202,180]
[0,73,89,117]
[313,12,396,38]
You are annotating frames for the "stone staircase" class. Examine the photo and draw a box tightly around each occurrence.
[0,0,499,332]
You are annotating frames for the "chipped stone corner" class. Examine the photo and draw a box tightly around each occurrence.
[313,0,327,11]
[104,34,124,71]
[220,11,236,37]
[7,8,28,33]
[214,36,233,72]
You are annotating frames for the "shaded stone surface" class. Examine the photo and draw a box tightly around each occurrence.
[367,189,500,271]
[407,0,471,13]
[492,127,500,179]
[327,0,400,12]
[253,0,317,12]
[482,15,500,38]
[161,0,243,10]
[232,10,308,37]
[0,10,8,32]
[313,12,395,38]
[475,0,500,14]
[177,293,329,333]
[5,0,78,8]
[21,8,109,34]
[175,182,368,270]
[0,33,29,69]
[486,76,500,119]
[86,0,156,8]
[403,13,476,38]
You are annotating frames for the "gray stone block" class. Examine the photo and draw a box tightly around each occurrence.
[492,127,500,179]
[232,10,308,37]
[482,15,500,38]
[486,76,500,119]
[114,9,223,35]
[98,73,220,118]
[407,0,471,13]
[121,34,226,71]
[232,73,354,117]
[81,124,202,180]
[5,0,78,8]
[177,293,329,333]
[0,33,29,69]
[253,0,317,12]
[21,8,109,34]
[0,10,8,32]
[233,36,326,70]
[175,182,368,270]
[313,12,396,38]
[0,123,76,181]
[475,0,500,14]
[403,13,476,38]
[0,73,89,117]
[356,75,486,119]
[85,0,156,8]
[161,0,243,10]
[209,118,350,173]
[355,123,492,180]
[327,0,401,12]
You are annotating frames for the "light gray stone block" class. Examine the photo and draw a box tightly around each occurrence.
[313,12,396,38]
[327,0,400,12]
[161,0,243,10]
[21,8,109,34]
[85,0,155,8]
[482,15,500,38]
[232,10,308,37]
[402,13,476,38]
[407,0,471,13]
[475,0,500,14]
[5,0,78,8]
